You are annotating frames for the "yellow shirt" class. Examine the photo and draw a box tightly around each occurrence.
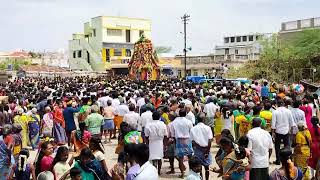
[295,130,312,156]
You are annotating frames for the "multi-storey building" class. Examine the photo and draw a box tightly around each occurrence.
[68,16,151,73]
[214,33,270,62]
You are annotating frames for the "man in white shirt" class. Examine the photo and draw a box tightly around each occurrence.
[114,97,129,137]
[97,92,112,108]
[185,105,196,125]
[144,111,168,175]
[203,98,219,134]
[123,104,140,130]
[181,94,192,106]
[190,113,212,180]
[272,100,296,164]
[247,118,273,180]
[137,93,146,113]
[139,106,153,136]
[134,144,159,180]
[111,95,120,109]
[171,109,193,178]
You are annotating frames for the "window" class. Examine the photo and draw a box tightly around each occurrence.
[107,29,122,36]
[78,50,82,58]
[126,30,131,43]
[125,49,131,57]
[235,49,239,55]
[224,37,229,43]
[249,35,254,41]
[230,37,235,43]
[236,36,241,42]
[139,30,144,37]
[242,36,247,42]
[121,59,130,64]
[193,71,198,76]
[225,48,229,55]
[114,49,122,56]
[106,49,110,62]
[92,29,96,37]
[73,51,76,58]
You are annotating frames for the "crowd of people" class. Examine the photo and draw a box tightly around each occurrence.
[0,76,319,180]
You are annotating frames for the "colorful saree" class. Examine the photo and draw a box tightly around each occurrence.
[53,106,67,144]
[0,138,11,180]
[13,114,29,148]
[28,114,40,149]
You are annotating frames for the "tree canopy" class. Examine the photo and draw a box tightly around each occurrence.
[227,29,320,83]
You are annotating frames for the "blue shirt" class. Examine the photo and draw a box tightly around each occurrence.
[63,107,79,132]
[261,86,269,97]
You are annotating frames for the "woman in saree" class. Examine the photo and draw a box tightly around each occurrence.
[13,108,29,148]
[53,100,67,145]
[28,108,40,150]
[0,131,13,180]
[270,148,303,180]
[42,106,54,137]
[293,122,312,179]
[212,137,237,180]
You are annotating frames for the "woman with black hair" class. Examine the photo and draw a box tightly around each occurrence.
[52,146,73,180]
[211,137,236,179]
[89,137,109,174]
[74,147,111,180]
[9,149,36,180]
[34,141,54,176]
[300,100,313,130]
[270,148,303,180]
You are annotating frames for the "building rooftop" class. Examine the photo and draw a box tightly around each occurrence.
[92,16,151,22]
[20,65,68,73]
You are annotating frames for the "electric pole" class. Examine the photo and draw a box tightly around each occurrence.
[181,14,190,78]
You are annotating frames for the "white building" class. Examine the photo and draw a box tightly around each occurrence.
[69,16,151,72]
[214,33,270,62]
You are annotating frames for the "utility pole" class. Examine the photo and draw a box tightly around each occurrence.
[181,14,190,78]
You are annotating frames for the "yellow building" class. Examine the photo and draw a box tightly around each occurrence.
[68,16,151,72]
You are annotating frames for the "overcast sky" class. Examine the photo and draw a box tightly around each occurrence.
[1,0,320,54]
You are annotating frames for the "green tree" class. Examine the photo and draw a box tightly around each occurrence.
[227,29,320,82]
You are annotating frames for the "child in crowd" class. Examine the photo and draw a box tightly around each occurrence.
[186,156,202,180]
[70,167,82,180]
[124,144,140,180]
[52,146,73,180]
[9,149,36,180]
[70,122,91,155]
[89,137,108,173]
[225,146,250,180]
[37,171,54,180]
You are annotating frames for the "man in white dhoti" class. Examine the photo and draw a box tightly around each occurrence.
[144,111,168,175]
